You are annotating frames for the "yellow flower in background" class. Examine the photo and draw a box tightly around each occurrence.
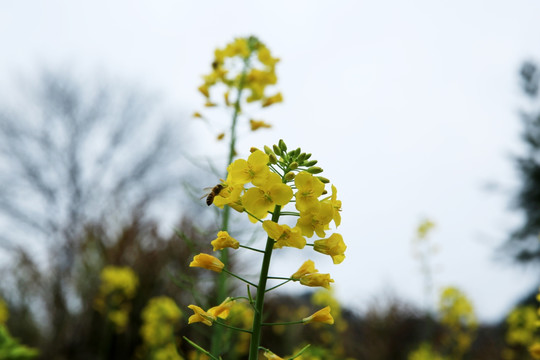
[294,172,325,213]
[291,260,318,280]
[262,221,306,249]
[530,343,540,359]
[94,265,139,333]
[140,296,182,347]
[228,149,271,186]
[242,172,293,222]
[250,119,272,131]
[197,36,282,112]
[188,305,216,327]
[506,305,538,346]
[313,233,347,264]
[296,202,333,238]
[0,297,8,325]
[299,273,334,290]
[208,297,236,320]
[263,350,284,360]
[303,306,334,325]
[211,231,240,251]
[262,92,283,107]
[98,266,139,299]
[417,219,436,239]
[153,343,183,360]
[189,253,225,273]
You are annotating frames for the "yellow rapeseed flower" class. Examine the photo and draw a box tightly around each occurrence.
[187,305,216,326]
[263,350,284,360]
[228,149,271,186]
[313,233,347,264]
[189,253,225,273]
[303,306,334,325]
[250,119,272,131]
[208,297,236,320]
[299,273,334,290]
[212,175,244,212]
[324,185,342,227]
[296,202,333,238]
[211,231,240,251]
[530,343,540,359]
[262,221,306,249]
[242,172,293,223]
[291,260,318,280]
[294,172,325,213]
[262,92,283,108]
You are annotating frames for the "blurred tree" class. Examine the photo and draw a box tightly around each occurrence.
[0,69,186,262]
[506,61,540,264]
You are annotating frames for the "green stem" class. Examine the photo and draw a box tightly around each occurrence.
[215,319,253,334]
[248,204,282,360]
[267,276,291,280]
[265,279,291,293]
[222,269,258,288]
[239,244,265,253]
[211,55,251,357]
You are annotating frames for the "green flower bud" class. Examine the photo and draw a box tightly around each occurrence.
[304,153,312,160]
[284,172,296,181]
[273,144,282,156]
[278,139,287,152]
[307,166,323,174]
[289,162,299,170]
[264,145,274,155]
[304,160,318,167]
[316,176,330,184]
[297,153,307,163]
[322,189,328,195]
[269,153,278,164]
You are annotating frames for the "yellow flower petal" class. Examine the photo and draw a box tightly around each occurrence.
[189,254,224,272]
[303,306,334,325]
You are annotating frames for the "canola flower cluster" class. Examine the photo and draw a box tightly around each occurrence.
[194,36,281,142]
[187,140,344,359]
[198,36,282,110]
[94,265,139,333]
[139,296,183,360]
[407,286,476,360]
[438,287,477,358]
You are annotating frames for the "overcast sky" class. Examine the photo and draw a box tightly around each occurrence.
[2,1,540,322]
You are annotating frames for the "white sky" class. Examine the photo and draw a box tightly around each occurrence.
[1,0,540,322]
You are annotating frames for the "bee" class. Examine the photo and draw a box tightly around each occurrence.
[202,184,224,206]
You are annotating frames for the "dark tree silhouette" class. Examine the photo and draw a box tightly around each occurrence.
[0,70,186,264]
[507,61,540,264]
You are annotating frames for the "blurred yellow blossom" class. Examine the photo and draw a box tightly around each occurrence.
[140,296,182,347]
[94,265,139,333]
[0,297,8,325]
[250,119,272,131]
